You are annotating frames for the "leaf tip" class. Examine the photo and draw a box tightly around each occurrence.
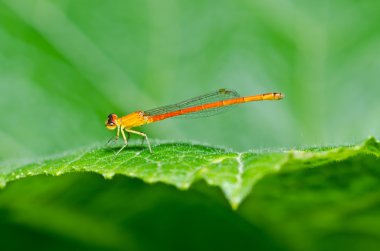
[102,172,115,180]
[230,198,241,210]
[56,170,64,176]
[178,182,191,190]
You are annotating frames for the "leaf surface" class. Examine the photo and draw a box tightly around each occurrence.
[1,137,379,209]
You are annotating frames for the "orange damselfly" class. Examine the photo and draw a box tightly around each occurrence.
[105,88,284,154]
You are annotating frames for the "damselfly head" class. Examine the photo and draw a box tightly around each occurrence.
[105,113,118,130]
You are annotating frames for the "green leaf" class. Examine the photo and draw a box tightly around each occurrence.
[1,137,379,209]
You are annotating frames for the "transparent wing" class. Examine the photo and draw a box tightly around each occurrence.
[144,89,240,119]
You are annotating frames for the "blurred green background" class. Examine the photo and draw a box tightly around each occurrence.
[1,0,380,161]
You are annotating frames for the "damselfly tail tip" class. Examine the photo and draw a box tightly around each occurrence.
[274,92,285,100]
